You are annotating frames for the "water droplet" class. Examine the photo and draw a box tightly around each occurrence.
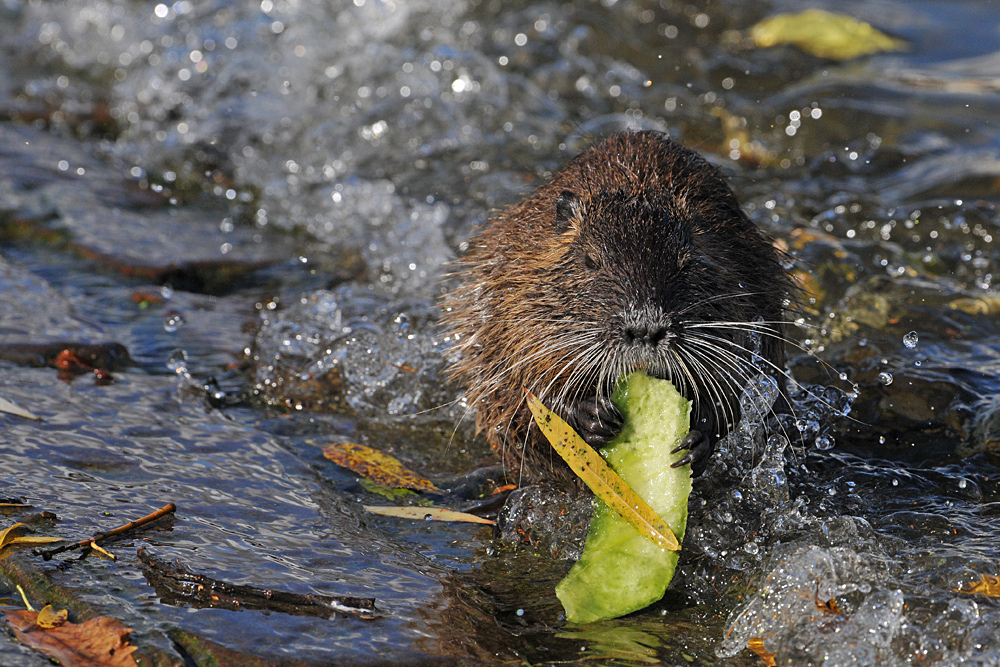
[516,608,525,617]
[164,312,186,333]
[878,372,893,386]
[903,331,918,348]
[815,435,834,451]
[167,349,188,373]
[958,478,968,489]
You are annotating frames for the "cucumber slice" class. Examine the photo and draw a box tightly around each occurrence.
[556,371,692,624]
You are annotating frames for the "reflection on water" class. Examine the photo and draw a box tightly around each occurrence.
[2,0,1000,664]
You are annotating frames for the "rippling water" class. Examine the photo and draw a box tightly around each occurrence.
[2,1,1000,665]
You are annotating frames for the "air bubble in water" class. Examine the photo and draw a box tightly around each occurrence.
[903,331,918,348]
[878,372,893,385]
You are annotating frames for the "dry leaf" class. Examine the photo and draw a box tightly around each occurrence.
[0,395,41,421]
[36,605,69,629]
[5,610,139,667]
[363,505,494,525]
[749,637,777,666]
[750,9,906,60]
[525,391,680,551]
[0,522,62,551]
[322,442,443,494]
[955,573,1000,597]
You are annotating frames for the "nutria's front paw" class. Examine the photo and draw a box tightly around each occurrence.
[670,429,712,476]
[565,394,624,447]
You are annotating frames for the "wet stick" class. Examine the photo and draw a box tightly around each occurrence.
[37,503,176,561]
[530,371,692,623]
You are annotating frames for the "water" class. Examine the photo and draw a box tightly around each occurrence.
[2,0,1000,664]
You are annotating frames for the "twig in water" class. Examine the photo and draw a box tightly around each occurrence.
[36,502,176,561]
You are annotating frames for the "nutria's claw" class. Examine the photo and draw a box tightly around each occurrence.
[671,429,712,476]
[565,394,624,447]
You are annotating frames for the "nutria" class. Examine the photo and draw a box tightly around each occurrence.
[443,131,795,483]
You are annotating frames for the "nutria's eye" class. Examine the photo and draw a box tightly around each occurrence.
[584,253,600,270]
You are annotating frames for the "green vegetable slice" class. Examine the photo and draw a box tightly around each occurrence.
[553,371,692,623]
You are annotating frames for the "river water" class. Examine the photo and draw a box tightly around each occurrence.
[1,1,1000,665]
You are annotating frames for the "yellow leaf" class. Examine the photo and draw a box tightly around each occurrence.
[955,573,1000,597]
[0,522,29,549]
[949,295,1000,316]
[750,9,906,60]
[4,536,63,545]
[525,391,680,551]
[363,505,495,525]
[36,605,68,629]
[748,637,777,666]
[322,442,443,494]
[0,522,62,552]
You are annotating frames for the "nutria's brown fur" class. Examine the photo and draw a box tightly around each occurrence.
[443,131,795,482]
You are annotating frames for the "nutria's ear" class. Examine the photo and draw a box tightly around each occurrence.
[554,190,583,233]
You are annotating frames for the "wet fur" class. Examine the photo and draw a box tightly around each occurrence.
[442,131,795,483]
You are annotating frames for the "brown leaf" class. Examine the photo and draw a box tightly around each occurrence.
[748,637,777,666]
[363,505,495,525]
[322,442,443,494]
[955,573,1000,597]
[525,391,680,551]
[5,610,139,667]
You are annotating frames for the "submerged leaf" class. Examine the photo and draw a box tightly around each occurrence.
[322,442,443,494]
[748,637,777,666]
[950,295,1000,315]
[363,505,494,525]
[5,610,139,667]
[955,573,1000,597]
[525,391,680,551]
[750,9,906,60]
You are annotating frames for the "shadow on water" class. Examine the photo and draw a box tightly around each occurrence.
[2,0,1000,665]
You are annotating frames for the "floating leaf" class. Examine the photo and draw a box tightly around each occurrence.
[322,442,443,494]
[955,573,1000,597]
[750,9,906,60]
[363,505,495,525]
[748,637,777,666]
[36,605,68,629]
[0,522,62,552]
[5,610,139,667]
[0,396,41,421]
[525,391,680,551]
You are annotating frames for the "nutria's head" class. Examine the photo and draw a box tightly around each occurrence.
[443,131,793,478]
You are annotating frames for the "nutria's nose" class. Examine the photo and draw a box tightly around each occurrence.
[624,321,667,347]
